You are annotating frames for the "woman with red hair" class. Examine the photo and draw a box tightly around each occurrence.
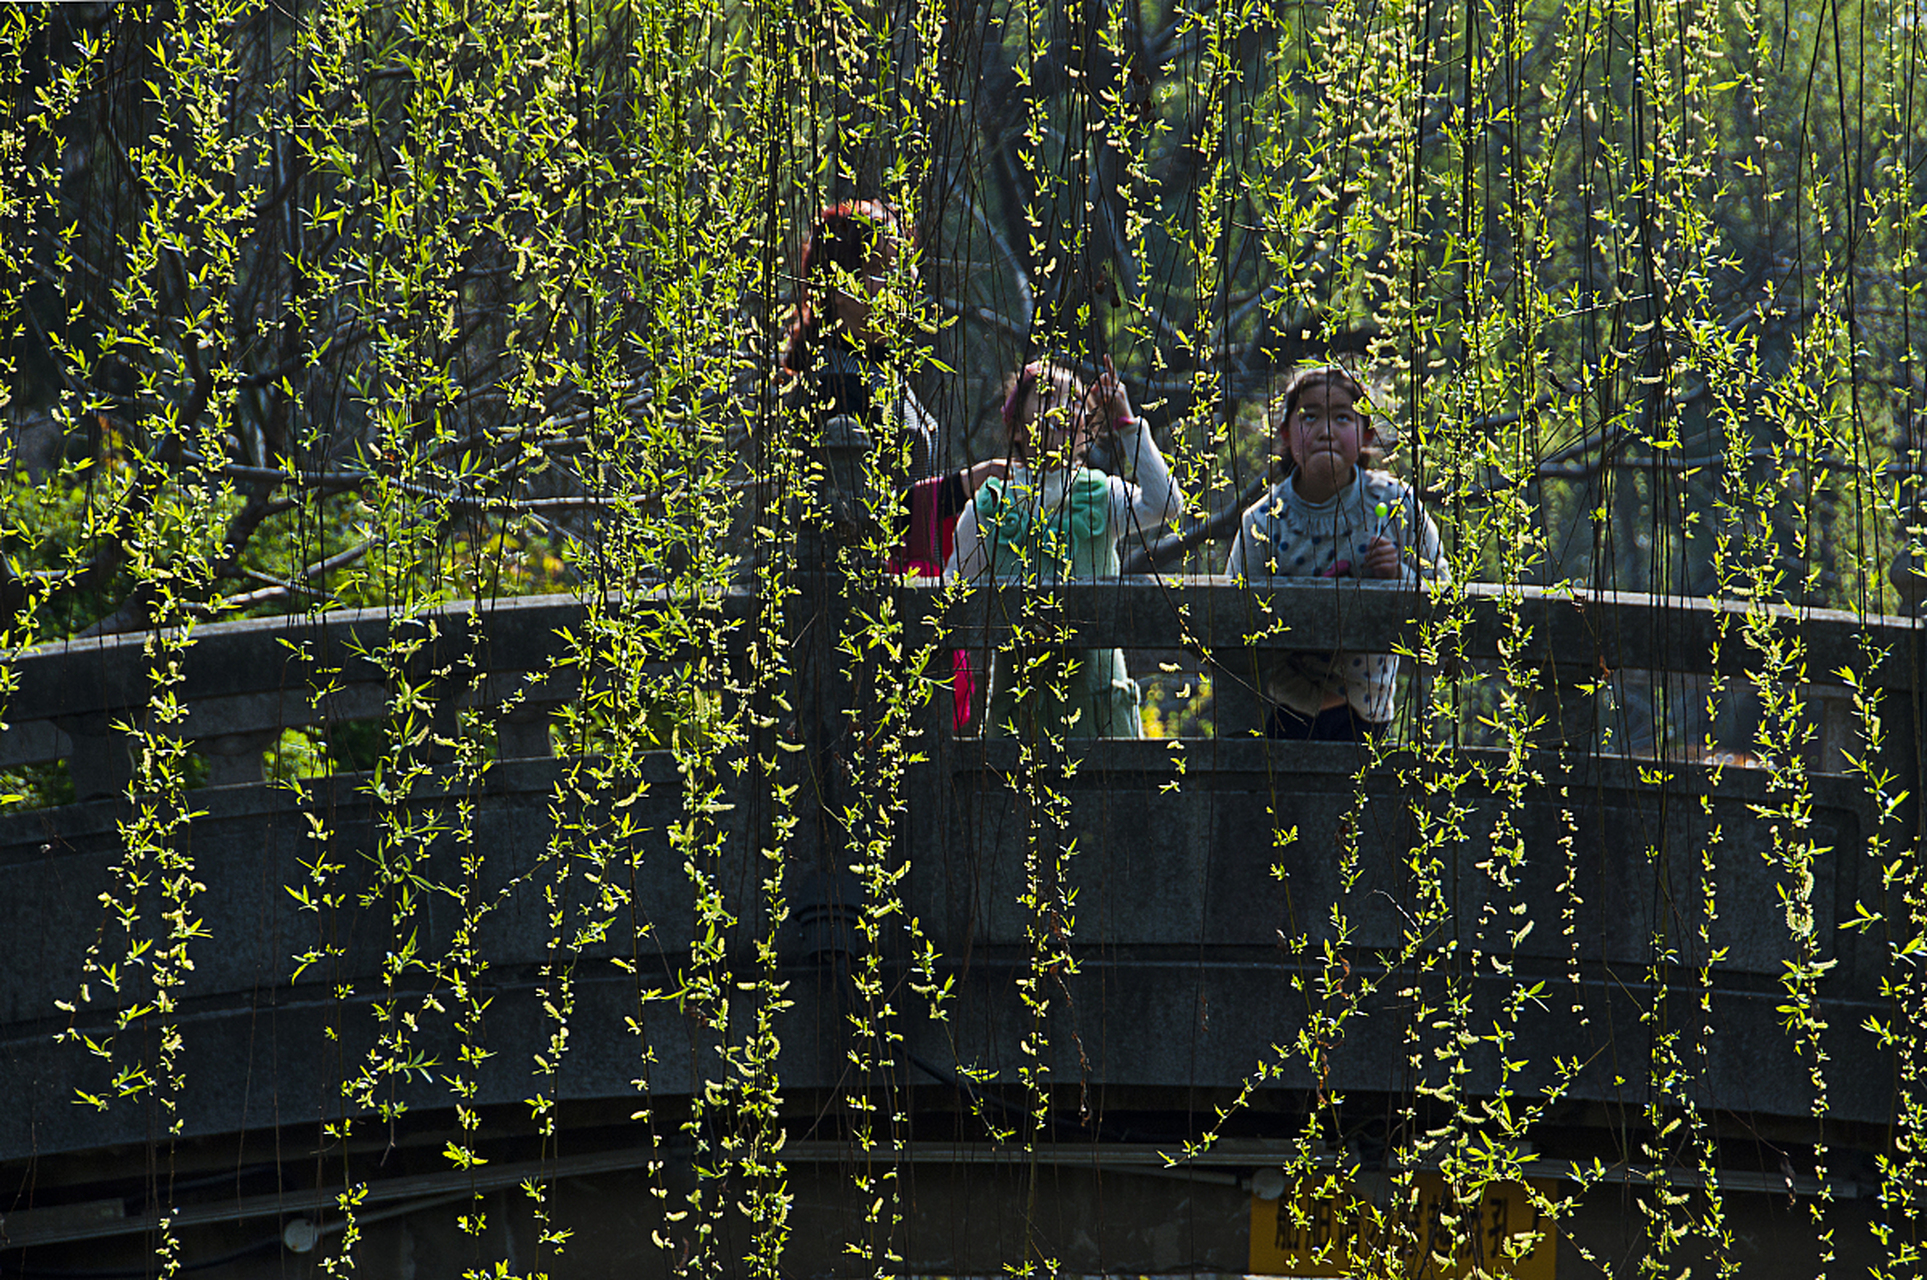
[780,200,1002,572]
[781,200,1002,727]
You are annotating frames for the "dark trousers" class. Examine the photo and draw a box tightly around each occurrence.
[1265,702,1387,743]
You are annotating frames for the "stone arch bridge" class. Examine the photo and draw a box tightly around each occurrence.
[0,580,1917,1277]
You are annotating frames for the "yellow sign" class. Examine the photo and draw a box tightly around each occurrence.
[1248,1172,1557,1278]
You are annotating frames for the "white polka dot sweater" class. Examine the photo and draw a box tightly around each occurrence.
[1225,466,1447,724]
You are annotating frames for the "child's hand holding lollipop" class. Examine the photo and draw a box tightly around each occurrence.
[1362,500,1400,578]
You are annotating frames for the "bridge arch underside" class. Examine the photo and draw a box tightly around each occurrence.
[0,736,1898,1275]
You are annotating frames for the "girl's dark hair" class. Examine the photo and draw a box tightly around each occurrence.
[1002,356,1079,462]
[998,360,1044,459]
[997,358,1079,461]
[778,200,906,375]
[1272,363,1390,468]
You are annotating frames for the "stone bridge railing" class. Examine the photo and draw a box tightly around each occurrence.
[0,581,1918,1166]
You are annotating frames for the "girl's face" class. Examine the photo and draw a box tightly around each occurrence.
[829,228,915,343]
[1283,381,1370,495]
[1023,366,1094,464]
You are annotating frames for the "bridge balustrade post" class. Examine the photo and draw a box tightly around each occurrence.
[815,414,875,534]
[196,728,278,787]
[1893,630,1927,844]
[1801,683,1855,775]
[497,701,560,759]
[1528,667,1600,751]
[55,713,133,802]
[790,412,875,875]
[479,669,567,760]
[1210,650,1270,738]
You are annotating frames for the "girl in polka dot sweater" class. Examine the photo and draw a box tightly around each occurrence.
[1225,365,1446,741]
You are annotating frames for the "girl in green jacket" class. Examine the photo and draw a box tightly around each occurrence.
[945,357,1185,738]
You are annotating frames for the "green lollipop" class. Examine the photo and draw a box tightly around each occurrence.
[1374,502,1390,519]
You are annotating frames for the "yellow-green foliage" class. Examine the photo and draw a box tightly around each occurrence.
[0,0,1922,1275]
